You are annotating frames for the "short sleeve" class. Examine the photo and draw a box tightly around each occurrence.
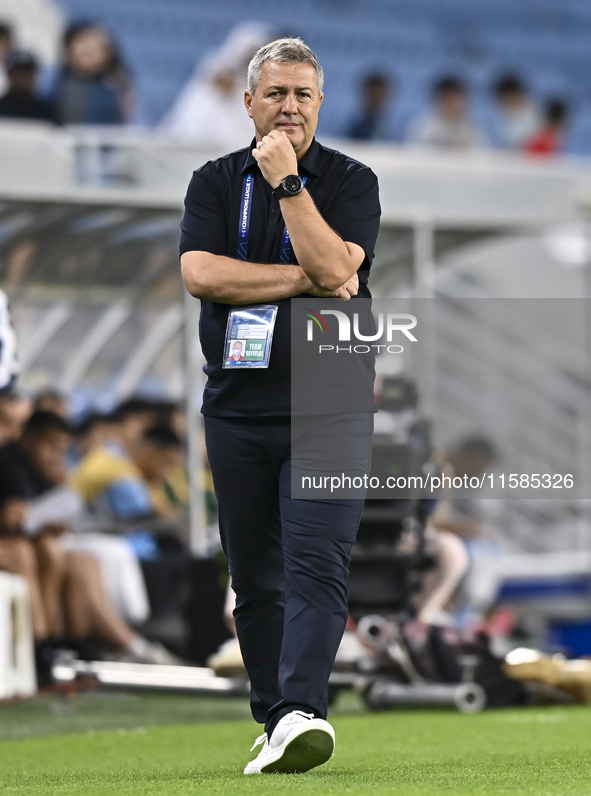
[179,166,228,257]
[105,478,153,518]
[323,165,381,268]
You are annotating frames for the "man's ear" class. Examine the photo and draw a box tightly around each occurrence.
[244,90,253,118]
[319,93,324,109]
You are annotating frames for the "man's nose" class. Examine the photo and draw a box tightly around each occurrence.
[280,91,298,114]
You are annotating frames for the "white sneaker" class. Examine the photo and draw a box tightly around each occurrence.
[207,638,247,678]
[125,637,183,666]
[244,710,335,775]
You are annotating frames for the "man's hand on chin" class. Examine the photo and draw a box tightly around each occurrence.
[252,130,299,188]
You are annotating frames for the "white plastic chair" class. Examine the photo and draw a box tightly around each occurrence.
[0,572,37,699]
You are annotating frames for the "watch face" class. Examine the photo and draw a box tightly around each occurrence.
[284,175,302,194]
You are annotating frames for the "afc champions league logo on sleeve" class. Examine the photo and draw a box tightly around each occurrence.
[302,308,418,354]
[238,173,254,261]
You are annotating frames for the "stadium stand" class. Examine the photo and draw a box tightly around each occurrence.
[1,0,591,696]
[46,0,591,152]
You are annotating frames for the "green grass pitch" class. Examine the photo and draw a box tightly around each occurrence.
[0,693,590,795]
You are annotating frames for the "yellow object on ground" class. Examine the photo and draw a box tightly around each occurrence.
[504,647,591,703]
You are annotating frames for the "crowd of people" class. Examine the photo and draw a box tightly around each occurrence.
[0,18,571,156]
[349,71,569,156]
[0,20,134,125]
[0,387,198,684]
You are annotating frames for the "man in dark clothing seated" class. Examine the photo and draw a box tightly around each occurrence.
[0,411,176,673]
[0,51,55,122]
[0,410,69,508]
[0,410,75,682]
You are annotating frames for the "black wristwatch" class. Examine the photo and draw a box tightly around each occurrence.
[273,174,304,199]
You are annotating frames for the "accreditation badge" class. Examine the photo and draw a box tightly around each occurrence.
[222,304,278,369]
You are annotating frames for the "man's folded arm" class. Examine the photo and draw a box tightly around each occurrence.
[179,164,369,303]
[279,189,367,291]
[181,251,314,304]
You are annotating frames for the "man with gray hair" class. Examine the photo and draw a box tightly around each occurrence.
[180,38,380,774]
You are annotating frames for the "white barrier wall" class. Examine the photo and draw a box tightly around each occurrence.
[2,122,591,225]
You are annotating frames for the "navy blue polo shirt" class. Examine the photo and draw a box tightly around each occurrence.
[179,137,381,417]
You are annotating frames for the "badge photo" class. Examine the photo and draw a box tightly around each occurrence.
[222,304,278,369]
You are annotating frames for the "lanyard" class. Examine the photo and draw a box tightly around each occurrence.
[237,173,307,263]
[237,172,255,261]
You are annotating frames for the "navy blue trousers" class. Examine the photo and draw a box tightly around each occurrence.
[204,415,371,736]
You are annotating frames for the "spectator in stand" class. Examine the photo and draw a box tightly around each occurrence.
[72,404,190,525]
[71,398,169,564]
[0,412,76,648]
[524,98,569,157]
[132,425,188,520]
[114,397,159,448]
[159,22,274,147]
[34,390,78,468]
[431,437,496,540]
[0,410,176,667]
[71,403,191,622]
[102,32,135,122]
[58,409,152,627]
[0,528,68,684]
[408,437,496,626]
[51,22,134,125]
[0,52,55,122]
[0,392,31,445]
[71,398,158,519]
[491,74,540,150]
[33,389,70,418]
[0,22,13,96]
[150,400,188,441]
[71,412,115,462]
[347,73,394,142]
[67,403,159,620]
[0,515,59,648]
[410,76,481,150]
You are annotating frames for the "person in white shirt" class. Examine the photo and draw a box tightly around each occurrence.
[159,22,275,149]
[491,74,540,150]
[411,76,481,150]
